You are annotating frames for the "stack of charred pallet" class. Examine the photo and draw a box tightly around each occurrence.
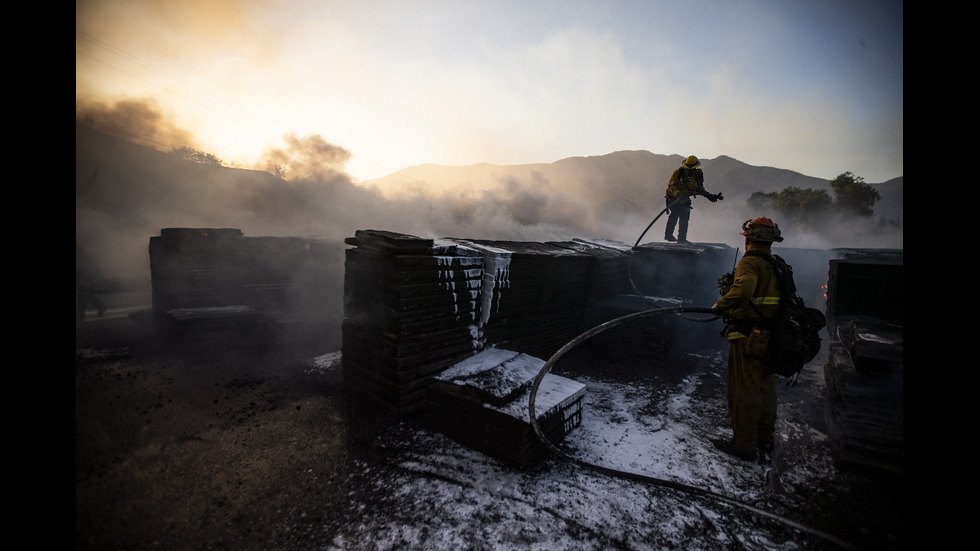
[341,231,729,418]
[340,232,635,415]
[580,241,731,366]
[148,228,338,347]
[556,238,635,307]
[149,228,271,345]
[424,348,586,468]
[823,249,903,477]
[629,241,731,307]
[460,239,600,359]
[149,228,246,312]
[342,230,487,415]
[579,294,683,367]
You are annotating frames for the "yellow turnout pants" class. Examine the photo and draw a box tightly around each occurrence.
[726,337,777,455]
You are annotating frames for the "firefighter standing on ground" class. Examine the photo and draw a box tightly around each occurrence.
[709,217,784,461]
[664,155,722,243]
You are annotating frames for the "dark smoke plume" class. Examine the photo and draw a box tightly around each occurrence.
[76,97,200,153]
[257,133,352,182]
[75,99,901,306]
[75,100,603,292]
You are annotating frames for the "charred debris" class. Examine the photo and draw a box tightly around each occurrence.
[145,227,902,475]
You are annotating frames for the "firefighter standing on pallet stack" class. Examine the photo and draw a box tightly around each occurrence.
[709,217,784,461]
[664,155,722,243]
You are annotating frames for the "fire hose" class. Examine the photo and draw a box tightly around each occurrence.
[627,196,726,321]
[626,198,681,305]
[633,192,723,247]
[526,306,859,550]
[634,198,679,248]
[528,218,859,551]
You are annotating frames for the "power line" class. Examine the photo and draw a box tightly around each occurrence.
[75,29,411,180]
[76,30,279,137]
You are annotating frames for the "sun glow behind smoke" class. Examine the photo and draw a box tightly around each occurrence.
[76,0,903,287]
[75,0,903,184]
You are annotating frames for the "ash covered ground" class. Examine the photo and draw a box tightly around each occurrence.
[76,304,902,551]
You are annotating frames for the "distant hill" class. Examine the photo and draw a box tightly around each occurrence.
[362,150,902,223]
[869,178,904,222]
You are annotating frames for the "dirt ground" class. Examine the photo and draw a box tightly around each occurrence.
[76,310,903,551]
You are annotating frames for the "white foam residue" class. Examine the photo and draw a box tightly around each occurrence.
[497,375,587,421]
[437,347,519,380]
[307,351,343,374]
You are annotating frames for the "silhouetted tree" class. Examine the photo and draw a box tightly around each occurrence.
[830,172,880,217]
[746,191,774,211]
[170,146,223,167]
[748,172,883,234]
[748,187,832,227]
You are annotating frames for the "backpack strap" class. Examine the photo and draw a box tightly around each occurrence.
[743,250,797,297]
[677,168,705,186]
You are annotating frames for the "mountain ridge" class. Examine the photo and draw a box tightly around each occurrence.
[363,149,902,222]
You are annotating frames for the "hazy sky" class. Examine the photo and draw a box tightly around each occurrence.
[76,0,903,184]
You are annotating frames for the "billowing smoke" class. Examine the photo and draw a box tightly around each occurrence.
[672,200,904,253]
[256,133,352,182]
[75,100,609,291]
[76,97,199,153]
[496,175,595,229]
[75,99,901,298]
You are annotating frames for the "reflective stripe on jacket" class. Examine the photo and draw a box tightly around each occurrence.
[714,252,781,340]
